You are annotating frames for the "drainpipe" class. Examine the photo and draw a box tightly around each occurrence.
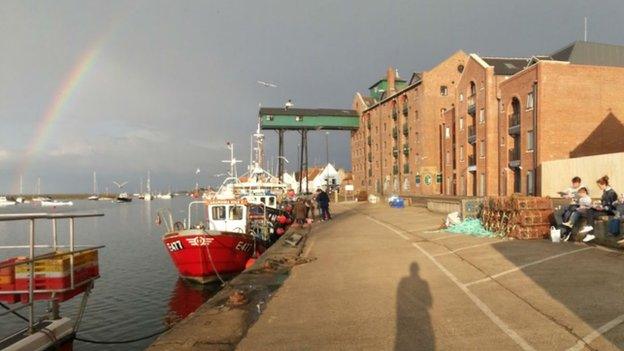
[532,80,538,195]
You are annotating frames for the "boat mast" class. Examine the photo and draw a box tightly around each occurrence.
[146,171,151,194]
[222,142,241,179]
[93,171,97,194]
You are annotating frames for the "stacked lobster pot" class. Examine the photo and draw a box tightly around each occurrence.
[482,195,554,239]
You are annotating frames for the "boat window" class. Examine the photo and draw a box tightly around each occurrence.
[260,197,266,204]
[211,206,226,220]
[229,206,244,220]
[269,197,275,206]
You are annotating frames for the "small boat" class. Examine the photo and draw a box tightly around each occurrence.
[115,192,132,203]
[31,196,52,203]
[157,193,172,200]
[41,200,74,207]
[0,197,16,206]
[144,193,153,201]
[161,199,272,283]
[88,171,99,200]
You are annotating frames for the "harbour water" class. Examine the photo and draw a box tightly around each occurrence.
[0,197,221,350]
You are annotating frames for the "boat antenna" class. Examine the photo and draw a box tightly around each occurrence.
[222,142,241,178]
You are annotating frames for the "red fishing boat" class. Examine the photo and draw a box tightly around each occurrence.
[161,198,276,283]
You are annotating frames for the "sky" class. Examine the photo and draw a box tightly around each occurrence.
[1,0,624,194]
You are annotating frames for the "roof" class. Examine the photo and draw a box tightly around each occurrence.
[259,107,357,117]
[368,78,406,90]
[481,57,530,75]
[361,96,376,107]
[409,72,422,85]
[549,41,624,67]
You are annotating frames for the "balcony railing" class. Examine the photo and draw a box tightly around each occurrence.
[509,148,520,163]
[467,125,476,144]
[368,168,372,177]
[402,144,409,156]
[508,113,520,134]
[392,109,398,120]
[367,152,372,162]
[468,154,476,167]
[393,165,399,175]
[367,136,371,146]
[392,127,398,139]
[403,164,410,173]
[402,123,409,136]
[402,105,408,116]
[467,95,476,116]
[392,147,399,158]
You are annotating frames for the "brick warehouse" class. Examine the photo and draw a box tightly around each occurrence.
[351,41,624,197]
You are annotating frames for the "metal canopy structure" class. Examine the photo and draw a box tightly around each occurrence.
[258,107,359,193]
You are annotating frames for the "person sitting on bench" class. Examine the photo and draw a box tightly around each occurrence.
[565,176,618,242]
[562,187,592,240]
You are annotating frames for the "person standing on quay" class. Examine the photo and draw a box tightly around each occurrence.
[317,188,331,221]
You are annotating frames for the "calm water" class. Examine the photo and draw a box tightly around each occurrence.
[0,197,220,350]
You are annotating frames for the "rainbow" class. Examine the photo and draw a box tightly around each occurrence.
[12,44,102,193]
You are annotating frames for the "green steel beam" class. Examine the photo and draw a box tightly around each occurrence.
[259,107,359,130]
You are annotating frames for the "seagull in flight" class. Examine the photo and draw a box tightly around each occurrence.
[113,181,128,189]
[257,80,278,88]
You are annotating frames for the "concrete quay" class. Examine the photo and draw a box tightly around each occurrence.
[235,202,624,351]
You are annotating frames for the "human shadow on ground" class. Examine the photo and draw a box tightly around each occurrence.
[395,262,435,351]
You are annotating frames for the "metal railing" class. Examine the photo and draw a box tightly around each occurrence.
[509,113,520,127]
[509,148,521,161]
[468,155,476,166]
[0,212,103,335]
[402,105,408,116]
[402,124,409,136]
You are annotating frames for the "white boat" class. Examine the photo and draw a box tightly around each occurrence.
[0,196,16,206]
[143,171,153,201]
[40,200,73,207]
[32,196,52,202]
[115,192,132,203]
[88,171,99,200]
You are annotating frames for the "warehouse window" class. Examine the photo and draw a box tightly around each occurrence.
[479,173,486,196]
[527,170,535,195]
[480,140,485,157]
[440,86,448,96]
[479,109,485,123]
[459,116,464,130]
[445,127,450,139]
[460,146,464,161]
[526,92,534,110]
[527,130,534,151]
[446,150,450,164]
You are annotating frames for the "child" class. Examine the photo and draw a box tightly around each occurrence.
[562,187,592,241]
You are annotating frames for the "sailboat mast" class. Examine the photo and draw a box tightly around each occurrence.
[93,171,97,194]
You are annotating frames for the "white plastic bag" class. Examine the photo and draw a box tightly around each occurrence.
[550,226,561,243]
[445,212,461,227]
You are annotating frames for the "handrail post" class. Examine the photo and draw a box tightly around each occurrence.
[69,217,75,289]
[28,219,35,334]
[52,218,57,251]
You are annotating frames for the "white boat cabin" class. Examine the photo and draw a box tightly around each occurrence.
[206,201,248,233]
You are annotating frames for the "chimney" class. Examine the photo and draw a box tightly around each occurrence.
[387,66,396,94]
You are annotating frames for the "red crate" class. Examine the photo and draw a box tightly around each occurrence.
[14,265,99,290]
[0,293,20,303]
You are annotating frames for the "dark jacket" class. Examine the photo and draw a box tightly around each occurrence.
[317,191,330,207]
[601,187,618,211]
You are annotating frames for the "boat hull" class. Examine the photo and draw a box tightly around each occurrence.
[163,230,259,283]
